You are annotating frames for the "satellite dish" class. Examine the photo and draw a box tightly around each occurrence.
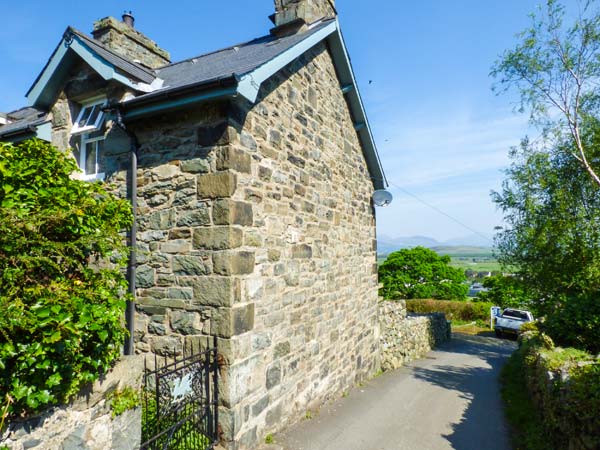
[372,189,393,207]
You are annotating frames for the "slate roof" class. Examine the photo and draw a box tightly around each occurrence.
[3,17,387,188]
[0,107,48,138]
[7,107,45,121]
[7,21,333,139]
[154,20,333,93]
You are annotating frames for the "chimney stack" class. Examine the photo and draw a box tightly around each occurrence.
[271,0,336,36]
[122,11,135,28]
[92,14,170,69]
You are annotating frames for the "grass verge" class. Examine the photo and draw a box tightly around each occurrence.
[500,352,548,450]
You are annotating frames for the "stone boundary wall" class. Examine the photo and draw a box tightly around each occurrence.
[1,356,143,450]
[519,332,600,450]
[379,300,451,371]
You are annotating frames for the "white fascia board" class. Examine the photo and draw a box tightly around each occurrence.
[236,21,338,103]
[27,36,162,107]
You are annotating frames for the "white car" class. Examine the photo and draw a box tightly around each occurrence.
[494,308,534,338]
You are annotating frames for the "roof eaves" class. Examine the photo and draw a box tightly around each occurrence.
[121,75,238,120]
[0,118,50,140]
[26,27,162,109]
[232,19,386,189]
[68,28,157,83]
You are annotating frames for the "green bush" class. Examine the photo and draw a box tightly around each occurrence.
[500,351,547,450]
[541,294,600,354]
[0,140,132,417]
[405,299,494,322]
[379,247,468,300]
[475,274,532,309]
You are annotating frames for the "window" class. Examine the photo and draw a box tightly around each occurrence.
[72,98,106,135]
[71,98,106,180]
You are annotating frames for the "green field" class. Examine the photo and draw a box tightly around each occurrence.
[449,258,502,273]
[432,246,504,273]
[430,246,494,258]
[378,246,506,274]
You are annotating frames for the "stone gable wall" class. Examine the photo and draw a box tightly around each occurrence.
[27,42,380,450]
[219,43,380,449]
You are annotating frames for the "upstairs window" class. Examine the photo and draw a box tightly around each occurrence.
[71,98,106,135]
[71,97,107,181]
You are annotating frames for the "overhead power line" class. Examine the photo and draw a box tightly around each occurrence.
[386,180,494,245]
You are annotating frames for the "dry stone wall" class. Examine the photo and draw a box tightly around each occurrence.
[1,356,143,450]
[518,332,600,450]
[379,300,451,371]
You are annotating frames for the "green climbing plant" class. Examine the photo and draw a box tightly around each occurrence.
[0,139,132,418]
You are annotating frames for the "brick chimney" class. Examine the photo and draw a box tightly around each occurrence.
[92,12,170,69]
[271,0,336,36]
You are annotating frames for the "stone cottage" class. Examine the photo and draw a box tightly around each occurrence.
[0,1,388,448]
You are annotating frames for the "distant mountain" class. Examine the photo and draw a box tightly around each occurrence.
[442,233,494,248]
[429,246,494,258]
[377,233,494,255]
[377,235,441,254]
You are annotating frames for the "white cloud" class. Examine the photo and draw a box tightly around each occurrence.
[378,113,529,188]
[373,111,529,241]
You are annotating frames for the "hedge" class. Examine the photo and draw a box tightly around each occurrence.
[405,299,495,322]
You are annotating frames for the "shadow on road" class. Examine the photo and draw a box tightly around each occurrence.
[411,335,515,450]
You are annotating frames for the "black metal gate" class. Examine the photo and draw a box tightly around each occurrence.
[141,337,219,450]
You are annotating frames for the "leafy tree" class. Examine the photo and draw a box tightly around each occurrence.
[492,0,600,187]
[475,274,533,311]
[0,139,132,417]
[379,247,468,300]
[542,293,600,353]
[492,129,600,312]
[492,0,600,350]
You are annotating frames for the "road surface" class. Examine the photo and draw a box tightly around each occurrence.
[274,334,516,450]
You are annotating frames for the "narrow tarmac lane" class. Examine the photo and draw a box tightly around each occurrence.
[275,334,516,450]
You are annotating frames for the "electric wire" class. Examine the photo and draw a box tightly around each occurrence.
[386,179,495,245]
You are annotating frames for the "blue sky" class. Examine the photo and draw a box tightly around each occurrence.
[0,0,543,241]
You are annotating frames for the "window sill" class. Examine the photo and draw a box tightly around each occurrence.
[72,172,105,182]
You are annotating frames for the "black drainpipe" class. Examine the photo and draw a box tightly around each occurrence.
[114,109,138,356]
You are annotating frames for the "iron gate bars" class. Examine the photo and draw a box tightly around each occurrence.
[141,337,219,450]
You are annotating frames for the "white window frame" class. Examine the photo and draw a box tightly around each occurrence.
[78,132,105,181]
[71,96,106,135]
[71,96,107,181]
